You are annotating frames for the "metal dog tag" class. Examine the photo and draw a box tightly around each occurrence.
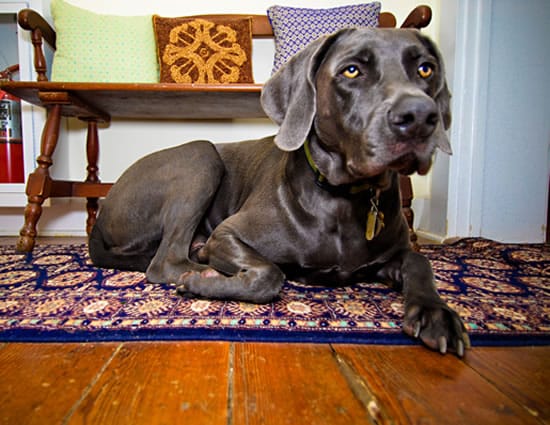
[366,209,378,240]
[366,193,384,241]
[376,211,385,236]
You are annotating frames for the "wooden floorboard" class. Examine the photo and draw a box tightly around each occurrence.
[333,345,546,425]
[0,342,548,424]
[65,342,230,425]
[0,343,120,425]
[232,343,369,424]
[465,347,549,423]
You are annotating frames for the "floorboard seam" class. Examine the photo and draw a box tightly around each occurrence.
[61,343,124,424]
[226,342,235,425]
[330,345,393,425]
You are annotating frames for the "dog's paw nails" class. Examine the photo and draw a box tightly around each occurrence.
[438,336,447,354]
[454,333,470,358]
[414,321,421,338]
[456,339,465,357]
[403,301,470,358]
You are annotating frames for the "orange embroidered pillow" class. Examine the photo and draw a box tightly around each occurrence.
[153,16,254,84]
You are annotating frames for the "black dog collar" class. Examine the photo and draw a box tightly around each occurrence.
[303,139,371,196]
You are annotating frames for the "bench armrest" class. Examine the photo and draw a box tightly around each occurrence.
[18,9,56,81]
[401,5,432,29]
[18,9,56,48]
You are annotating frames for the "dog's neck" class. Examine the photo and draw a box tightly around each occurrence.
[303,139,371,196]
[302,137,391,195]
[300,139,388,240]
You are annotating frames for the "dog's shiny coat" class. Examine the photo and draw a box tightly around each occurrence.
[90,29,468,355]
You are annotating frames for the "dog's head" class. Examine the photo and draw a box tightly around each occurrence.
[261,28,451,185]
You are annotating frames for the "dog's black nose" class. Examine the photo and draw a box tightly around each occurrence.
[388,95,439,140]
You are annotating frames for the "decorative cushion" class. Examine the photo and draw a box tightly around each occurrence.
[153,16,254,84]
[267,3,381,74]
[50,0,158,82]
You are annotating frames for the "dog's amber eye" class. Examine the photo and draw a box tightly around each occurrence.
[417,63,434,79]
[342,65,360,79]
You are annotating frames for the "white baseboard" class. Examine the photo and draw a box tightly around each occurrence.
[415,230,447,244]
[0,199,88,236]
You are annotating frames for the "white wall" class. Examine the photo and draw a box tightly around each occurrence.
[480,0,549,242]
[446,0,549,243]
[0,0,442,236]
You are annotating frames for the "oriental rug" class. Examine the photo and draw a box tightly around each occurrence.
[0,238,548,345]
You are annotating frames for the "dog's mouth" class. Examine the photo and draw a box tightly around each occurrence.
[388,152,432,175]
[348,141,434,179]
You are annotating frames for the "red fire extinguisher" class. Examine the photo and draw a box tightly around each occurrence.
[0,64,24,183]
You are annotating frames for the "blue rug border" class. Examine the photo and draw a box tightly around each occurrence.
[1,327,549,346]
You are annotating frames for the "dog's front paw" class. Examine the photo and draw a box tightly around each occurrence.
[403,300,470,357]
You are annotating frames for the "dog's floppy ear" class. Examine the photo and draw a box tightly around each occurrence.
[261,32,342,151]
[415,31,452,154]
[435,80,452,155]
[437,82,452,131]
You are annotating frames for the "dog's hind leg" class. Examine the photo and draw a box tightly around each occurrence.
[145,155,225,285]
[89,223,156,271]
[89,141,224,277]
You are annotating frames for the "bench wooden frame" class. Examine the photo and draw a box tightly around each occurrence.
[0,6,432,252]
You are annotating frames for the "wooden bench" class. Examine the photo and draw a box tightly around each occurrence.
[1,5,432,252]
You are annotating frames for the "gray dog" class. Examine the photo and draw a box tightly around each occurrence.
[89,28,469,356]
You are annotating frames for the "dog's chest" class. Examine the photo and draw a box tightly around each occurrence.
[280,215,378,284]
[283,182,406,278]
[296,201,374,268]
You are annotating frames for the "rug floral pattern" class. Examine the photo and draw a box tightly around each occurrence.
[0,239,548,344]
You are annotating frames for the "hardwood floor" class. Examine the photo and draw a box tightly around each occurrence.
[0,238,548,424]
[0,342,547,424]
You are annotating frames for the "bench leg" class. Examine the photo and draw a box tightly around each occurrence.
[85,120,99,235]
[17,104,62,252]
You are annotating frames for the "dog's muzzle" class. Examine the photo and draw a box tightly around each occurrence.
[387,94,439,141]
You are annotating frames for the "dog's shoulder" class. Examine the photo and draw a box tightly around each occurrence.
[215,136,284,166]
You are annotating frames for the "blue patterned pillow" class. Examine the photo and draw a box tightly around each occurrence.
[267,3,381,74]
